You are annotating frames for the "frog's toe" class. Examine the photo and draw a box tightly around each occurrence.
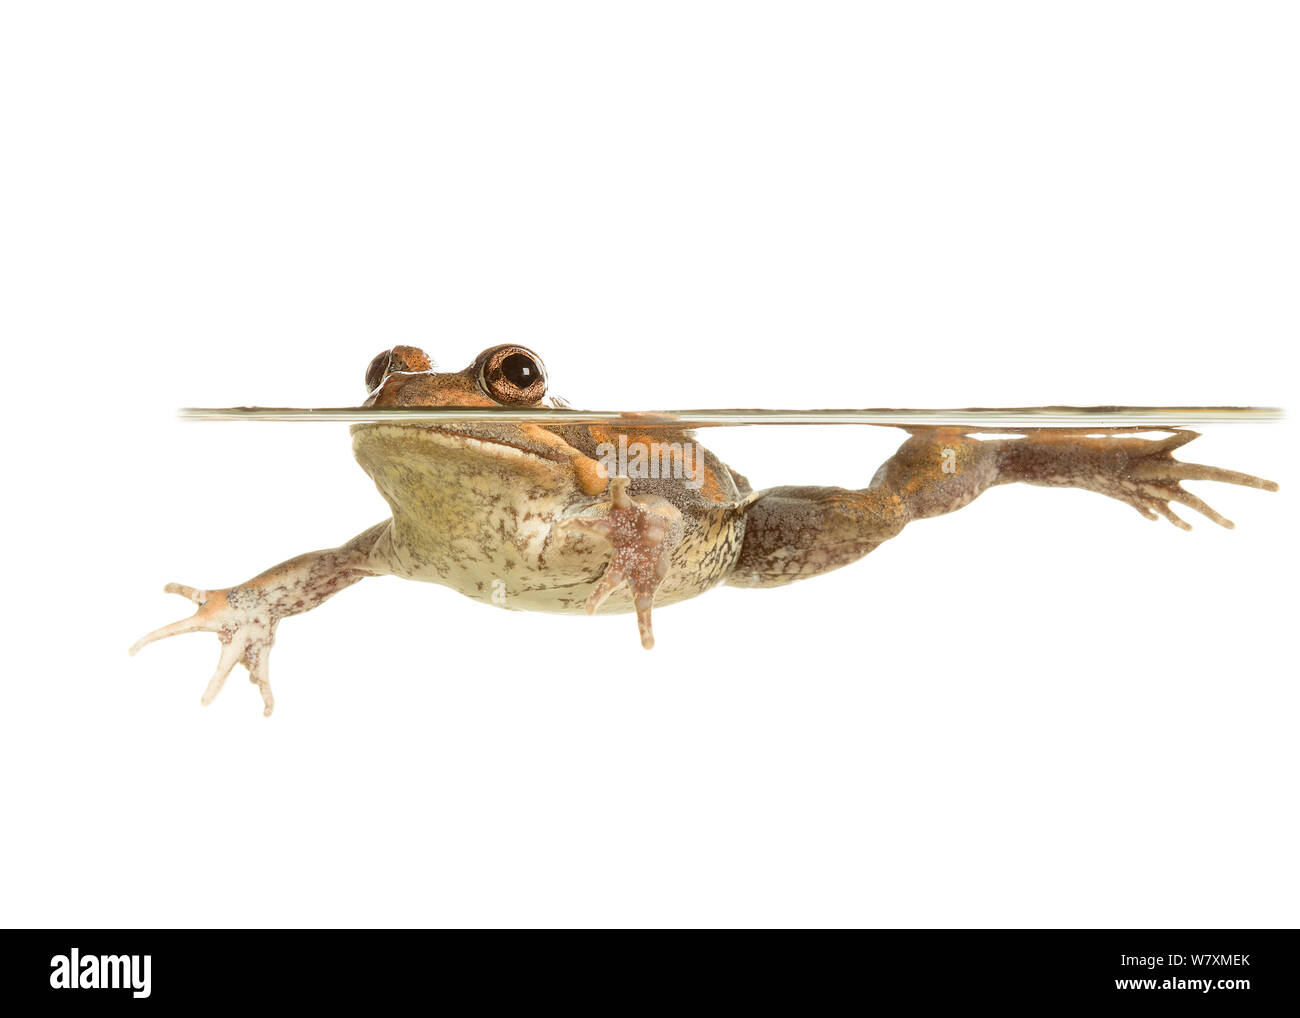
[163,582,208,605]
[1111,442,1278,531]
[561,477,683,650]
[200,637,243,707]
[131,583,278,716]
[128,614,218,655]
[128,583,222,655]
[242,642,275,717]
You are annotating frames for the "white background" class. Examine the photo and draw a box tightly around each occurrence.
[2,2,1295,928]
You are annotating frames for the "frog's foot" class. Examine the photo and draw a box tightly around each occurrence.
[129,584,279,716]
[1105,431,1279,530]
[1018,430,1279,530]
[560,477,684,649]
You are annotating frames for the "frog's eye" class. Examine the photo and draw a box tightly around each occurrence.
[476,344,548,404]
[365,350,392,393]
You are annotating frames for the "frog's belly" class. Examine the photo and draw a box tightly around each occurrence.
[377,504,736,615]
[353,426,743,616]
[357,430,740,615]
[381,504,619,614]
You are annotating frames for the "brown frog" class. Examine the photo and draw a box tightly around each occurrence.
[132,344,1279,715]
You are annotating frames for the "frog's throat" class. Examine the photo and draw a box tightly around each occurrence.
[351,422,610,496]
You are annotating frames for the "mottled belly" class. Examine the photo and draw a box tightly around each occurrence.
[354,425,745,615]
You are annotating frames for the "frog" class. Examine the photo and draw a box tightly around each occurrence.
[131,343,1279,716]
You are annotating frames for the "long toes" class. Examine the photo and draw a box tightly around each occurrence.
[129,615,219,655]
[584,564,626,614]
[634,595,655,650]
[246,656,274,718]
[1153,430,1201,453]
[1168,488,1234,529]
[163,582,208,605]
[200,639,243,707]
[242,645,276,717]
[1164,462,1279,491]
[1149,500,1192,531]
[254,680,274,718]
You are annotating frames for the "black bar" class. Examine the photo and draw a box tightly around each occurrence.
[1,929,1295,1008]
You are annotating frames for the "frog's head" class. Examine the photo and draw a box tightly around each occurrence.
[362,343,552,409]
[351,344,610,499]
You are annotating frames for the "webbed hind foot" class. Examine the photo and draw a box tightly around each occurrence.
[999,430,1279,530]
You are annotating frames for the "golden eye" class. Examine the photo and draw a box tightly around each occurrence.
[476,344,548,404]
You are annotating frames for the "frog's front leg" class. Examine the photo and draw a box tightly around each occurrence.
[557,477,684,649]
[130,521,390,715]
[728,429,1277,588]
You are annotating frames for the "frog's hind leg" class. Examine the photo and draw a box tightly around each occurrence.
[557,477,684,649]
[727,428,1277,589]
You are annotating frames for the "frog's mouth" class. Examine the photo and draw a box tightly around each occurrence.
[350,421,568,466]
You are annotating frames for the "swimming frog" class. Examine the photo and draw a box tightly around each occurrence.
[131,344,1279,715]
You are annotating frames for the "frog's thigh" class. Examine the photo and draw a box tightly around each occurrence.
[727,434,1000,588]
[726,485,903,588]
